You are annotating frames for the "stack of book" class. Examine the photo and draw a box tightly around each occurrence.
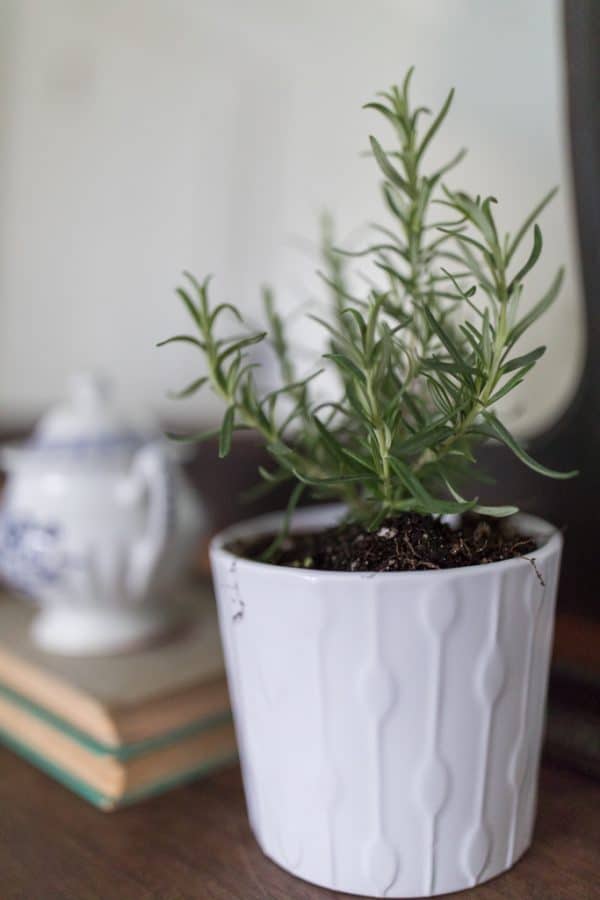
[0,583,236,810]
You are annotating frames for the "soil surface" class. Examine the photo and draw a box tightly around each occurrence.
[230,512,539,573]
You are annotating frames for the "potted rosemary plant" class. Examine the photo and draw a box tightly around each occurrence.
[161,70,574,898]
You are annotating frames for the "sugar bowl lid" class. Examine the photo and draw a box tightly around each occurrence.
[27,373,144,455]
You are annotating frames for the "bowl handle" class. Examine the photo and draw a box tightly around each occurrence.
[126,442,173,602]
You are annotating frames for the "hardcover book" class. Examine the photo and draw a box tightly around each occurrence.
[0,582,237,809]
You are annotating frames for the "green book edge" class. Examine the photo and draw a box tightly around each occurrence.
[0,724,237,810]
[0,682,231,760]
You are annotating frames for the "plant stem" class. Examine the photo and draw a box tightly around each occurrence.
[414,285,509,473]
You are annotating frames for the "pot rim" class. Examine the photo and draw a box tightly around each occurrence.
[210,503,562,582]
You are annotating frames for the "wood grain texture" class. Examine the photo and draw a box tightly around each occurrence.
[0,751,597,899]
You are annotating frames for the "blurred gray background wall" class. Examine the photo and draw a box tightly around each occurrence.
[0,0,583,434]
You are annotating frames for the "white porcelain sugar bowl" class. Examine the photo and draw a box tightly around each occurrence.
[0,374,205,655]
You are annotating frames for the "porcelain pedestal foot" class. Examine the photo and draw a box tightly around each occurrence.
[31,606,179,656]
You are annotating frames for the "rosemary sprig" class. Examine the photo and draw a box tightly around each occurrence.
[160,69,576,530]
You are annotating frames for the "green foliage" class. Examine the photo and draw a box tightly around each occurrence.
[160,68,576,532]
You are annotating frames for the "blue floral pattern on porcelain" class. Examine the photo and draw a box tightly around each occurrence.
[0,515,81,597]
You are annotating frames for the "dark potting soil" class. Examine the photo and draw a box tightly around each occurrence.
[230,512,539,573]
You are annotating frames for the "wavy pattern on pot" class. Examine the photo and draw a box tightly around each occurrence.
[506,575,543,865]
[461,574,506,885]
[417,584,458,896]
[358,585,400,895]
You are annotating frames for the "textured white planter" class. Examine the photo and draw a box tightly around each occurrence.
[211,505,562,898]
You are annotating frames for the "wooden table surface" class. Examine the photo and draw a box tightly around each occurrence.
[0,752,598,900]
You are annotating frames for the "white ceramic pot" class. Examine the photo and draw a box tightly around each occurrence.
[211,504,562,898]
